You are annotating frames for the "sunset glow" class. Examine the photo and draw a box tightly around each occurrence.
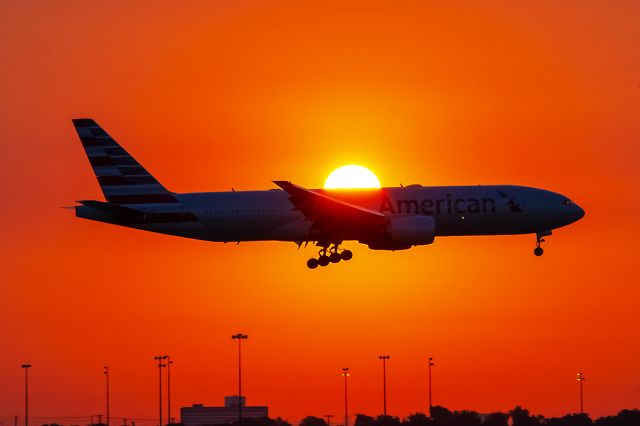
[324,165,381,189]
[0,1,638,423]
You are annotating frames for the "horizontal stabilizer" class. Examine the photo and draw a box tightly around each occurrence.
[77,200,200,225]
[78,200,145,221]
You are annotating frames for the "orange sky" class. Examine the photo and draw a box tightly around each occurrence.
[0,1,639,423]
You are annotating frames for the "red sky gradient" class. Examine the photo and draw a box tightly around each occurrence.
[0,1,639,424]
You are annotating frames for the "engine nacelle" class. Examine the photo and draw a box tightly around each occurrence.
[387,215,436,245]
[364,215,436,250]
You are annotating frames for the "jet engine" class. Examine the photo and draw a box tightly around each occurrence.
[364,215,436,250]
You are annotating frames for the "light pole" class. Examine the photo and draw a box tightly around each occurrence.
[154,356,168,426]
[104,366,110,426]
[231,334,248,426]
[342,368,350,426]
[428,357,434,418]
[378,356,390,416]
[324,415,333,426]
[167,357,173,424]
[577,372,585,414]
[21,364,31,426]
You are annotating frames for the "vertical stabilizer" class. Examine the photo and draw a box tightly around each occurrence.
[72,118,179,204]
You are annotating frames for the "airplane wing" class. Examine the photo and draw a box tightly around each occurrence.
[273,181,387,230]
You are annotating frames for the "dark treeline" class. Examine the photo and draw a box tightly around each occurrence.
[297,405,640,426]
[42,407,640,426]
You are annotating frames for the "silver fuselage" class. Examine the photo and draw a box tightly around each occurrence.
[76,185,585,244]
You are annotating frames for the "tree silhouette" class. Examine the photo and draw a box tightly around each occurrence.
[299,417,327,426]
[509,406,541,426]
[355,414,376,426]
[430,406,453,426]
[402,413,432,426]
[452,410,480,426]
[545,413,592,426]
[482,412,509,426]
[616,409,640,426]
[594,409,640,426]
[593,416,616,426]
[375,415,402,426]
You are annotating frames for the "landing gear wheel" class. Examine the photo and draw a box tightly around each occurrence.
[533,230,550,257]
[318,255,330,267]
[307,258,319,269]
[329,252,341,263]
[341,250,353,261]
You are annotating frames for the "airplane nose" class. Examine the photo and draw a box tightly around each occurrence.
[575,204,585,221]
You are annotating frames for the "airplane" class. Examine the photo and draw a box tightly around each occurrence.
[72,118,585,269]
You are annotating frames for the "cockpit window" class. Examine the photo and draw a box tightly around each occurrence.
[562,199,574,205]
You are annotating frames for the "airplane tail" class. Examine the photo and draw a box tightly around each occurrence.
[72,118,179,205]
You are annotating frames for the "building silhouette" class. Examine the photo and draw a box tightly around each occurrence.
[181,396,268,426]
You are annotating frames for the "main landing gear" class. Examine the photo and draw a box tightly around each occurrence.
[534,230,552,256]
[307,245,353,269]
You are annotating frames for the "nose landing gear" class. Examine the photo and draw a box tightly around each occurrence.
[534,230,552,256]
[306,244,353,269]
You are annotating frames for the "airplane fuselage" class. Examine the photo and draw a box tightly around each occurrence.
[77,184,584,246]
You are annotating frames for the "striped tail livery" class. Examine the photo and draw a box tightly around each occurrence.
[73,118,179,205]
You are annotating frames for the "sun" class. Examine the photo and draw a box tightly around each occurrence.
[324,165,381,189]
